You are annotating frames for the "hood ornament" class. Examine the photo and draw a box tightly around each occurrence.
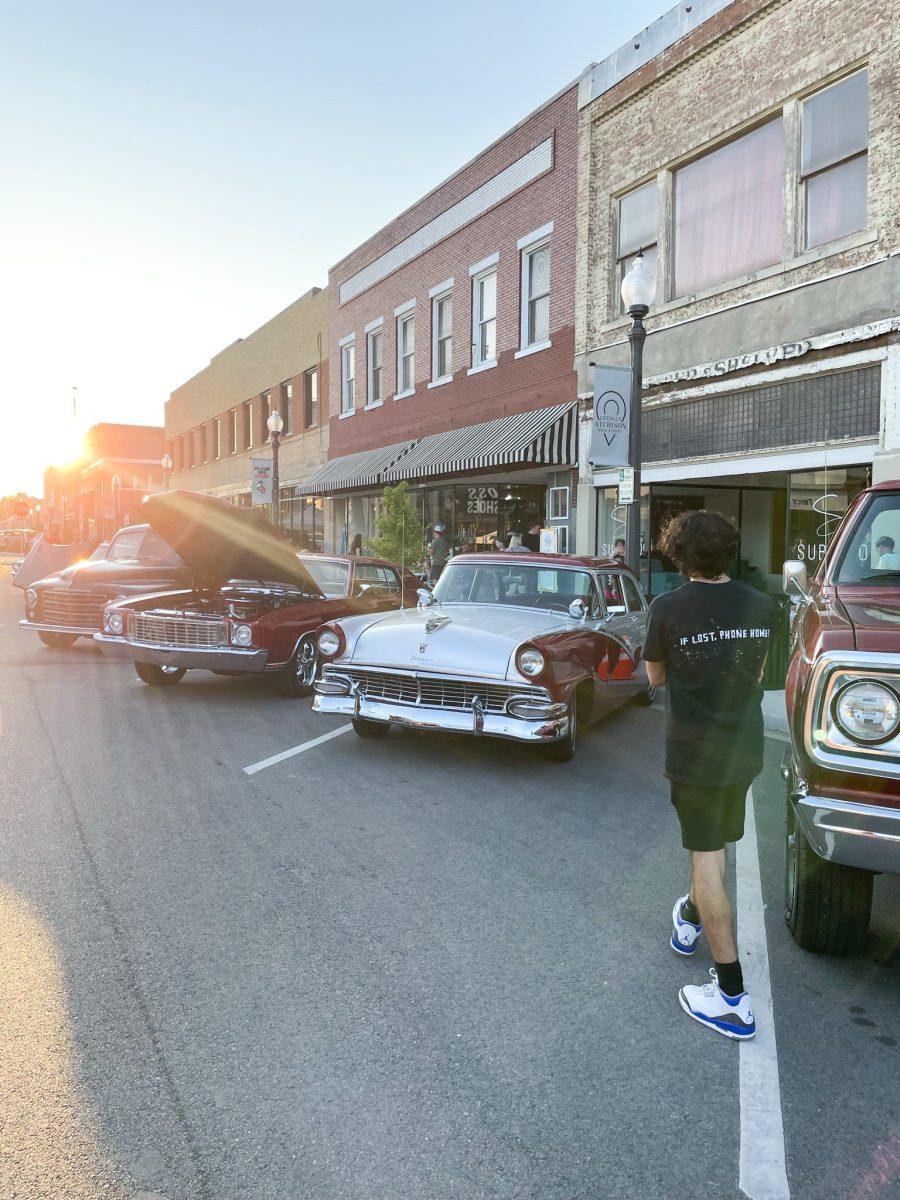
[424,614,451,635]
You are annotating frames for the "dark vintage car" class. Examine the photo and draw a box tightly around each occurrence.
[313,552,652,760]
[19,523,190,648]
[94,490,421,696]
[783,480,900,954]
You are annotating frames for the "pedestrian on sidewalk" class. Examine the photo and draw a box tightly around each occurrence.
[642,509,774,1040]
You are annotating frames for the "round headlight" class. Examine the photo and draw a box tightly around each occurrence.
[517,647,546,678]
[25,588,37,608]
[106,610,124,636]
[834,681,900,744]
[232,623,253,647]
[318,628,341,657]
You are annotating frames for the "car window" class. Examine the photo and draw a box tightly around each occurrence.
[433,563,596,613]
[138,530,184,565]
[600,572,626,614]
[303,559,350,597]
[833,492,900,583]
[106,531,144,561]
[352,564,400,596]
[622,575,645,613]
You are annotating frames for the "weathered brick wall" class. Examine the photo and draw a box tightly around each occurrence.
[576,0,900,362]
[327,85,579,459]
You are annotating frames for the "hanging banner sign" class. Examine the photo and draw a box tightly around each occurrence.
[251,457,274,505]
[589,364,631,468]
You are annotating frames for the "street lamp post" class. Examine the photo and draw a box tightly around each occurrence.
[266,407,284,528]
[161,453,173,490]
[620,250,656,581]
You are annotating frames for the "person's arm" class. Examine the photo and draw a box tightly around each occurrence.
[642,599,666,685]
[646,659,666,686]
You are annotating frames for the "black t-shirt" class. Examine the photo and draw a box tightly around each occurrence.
[643,580,775,785]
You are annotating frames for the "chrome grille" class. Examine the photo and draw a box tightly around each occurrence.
[323,667,548,713]
[40,590,105,628]
[128,613,228,648]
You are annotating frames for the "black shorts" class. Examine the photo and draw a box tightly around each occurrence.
[670,780,749,851]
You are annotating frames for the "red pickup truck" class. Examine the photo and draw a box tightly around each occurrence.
[783,480,900,953]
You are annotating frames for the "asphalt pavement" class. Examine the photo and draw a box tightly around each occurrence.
[0,561,897,1200]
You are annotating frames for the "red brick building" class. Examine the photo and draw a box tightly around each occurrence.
[301,84,580,555]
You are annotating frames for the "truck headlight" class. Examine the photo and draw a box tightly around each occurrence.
[106,610,125,636]
[231,624,253,647]
[834,681,900,744]
[516,646,546,678]
[25,588,37,608]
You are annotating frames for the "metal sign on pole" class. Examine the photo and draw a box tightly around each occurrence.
[250,458,274,505]
[589,364,631,468]
[618,467,635,505]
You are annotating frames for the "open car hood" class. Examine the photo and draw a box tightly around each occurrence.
[142,491,323,594]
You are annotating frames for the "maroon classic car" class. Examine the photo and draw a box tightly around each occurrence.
[783,480,900,953]
[313,553,652,760]
[94,491,420,696]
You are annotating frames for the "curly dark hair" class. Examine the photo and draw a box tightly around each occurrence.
[658,509,739,579]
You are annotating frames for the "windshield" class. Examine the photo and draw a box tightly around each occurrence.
[832,493,900,584]
[432,561,596,612]
[302,558,350,597]
[107,529,183,565]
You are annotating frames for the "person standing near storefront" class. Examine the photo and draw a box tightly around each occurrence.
[428,524,450,582]
[642,510,774,1041]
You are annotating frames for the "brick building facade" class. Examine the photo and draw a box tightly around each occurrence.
[165,287,330,549]
[300,85,580,556]
[574,0,900,593]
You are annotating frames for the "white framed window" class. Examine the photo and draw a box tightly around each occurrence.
[556,525,569,555]
[518,227,551,352]
[228,409,237,455]
[616,183,658,314]
[548,486,569,521]
[367,328,383,406]
[397,312,415,395]
[212,417,221,460]
[431,290,452,383]
[471,267,497,368]
[340,336,356,415]
[801,69,868,250]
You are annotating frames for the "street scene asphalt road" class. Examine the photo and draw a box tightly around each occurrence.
[0,564,897,1200]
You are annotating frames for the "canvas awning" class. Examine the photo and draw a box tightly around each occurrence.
[294,439,415,496]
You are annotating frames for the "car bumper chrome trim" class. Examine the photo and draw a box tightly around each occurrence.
[312,687,569,744]
[794,791,900,874]
[93,633,268,673]
[20,618,96,636]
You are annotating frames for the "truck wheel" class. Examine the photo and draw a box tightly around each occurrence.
[39,631,78,649]
[274,636,317,698]
[542,694,577,762]
[135,662,186,687]
[785,797,873,955]
[352,718,390,739]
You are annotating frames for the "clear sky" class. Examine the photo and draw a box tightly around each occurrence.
[1,0,671,497]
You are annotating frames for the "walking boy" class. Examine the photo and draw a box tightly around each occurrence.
[642,510,774,1040]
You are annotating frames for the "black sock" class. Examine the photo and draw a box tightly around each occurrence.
[680,896,701,925]
[715,960,744,997]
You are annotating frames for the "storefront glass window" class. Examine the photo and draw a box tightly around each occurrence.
[788,468,869,570]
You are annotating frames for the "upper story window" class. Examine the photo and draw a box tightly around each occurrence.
[197,424,207,464]
[304,368,318,427]
[397,312,415,394]
[341,339,355,414]
[471,266,497,367]
[674,118,784,297]
[211,417,221,460]
[228,409,237,455]
[520,235,551,350]
[617,183,657,313]
[802,70,868,250]
[279,381,292,436]
[367,327,383,406]
[242,400,252,449]
[259,391,272,442]
[431,290,452,382]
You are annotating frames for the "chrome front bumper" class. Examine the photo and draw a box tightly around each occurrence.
[20,618,96,636]
[795,792,900,874]
[94,633,268,673]
[312,678,569,743]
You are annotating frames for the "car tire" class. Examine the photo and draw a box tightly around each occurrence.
[542,694,577,763]
[38,631,78,649]
[134,662,187,687]
[352,718,390,739]
[632,682,657,707]
[275,636,318,698]
[784,795,873,955]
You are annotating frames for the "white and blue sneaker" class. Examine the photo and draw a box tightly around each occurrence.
[679,969,756,1040]
[671,894,703,956]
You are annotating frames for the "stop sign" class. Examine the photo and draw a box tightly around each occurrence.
[13,502,29,519]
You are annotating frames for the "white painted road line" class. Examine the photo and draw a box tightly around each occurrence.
[736,785,791,1200]
[243,724,353,775]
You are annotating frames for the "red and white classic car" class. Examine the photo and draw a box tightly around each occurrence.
[312,552,653,760]
[783,480,900,953]
[94,491,420,695]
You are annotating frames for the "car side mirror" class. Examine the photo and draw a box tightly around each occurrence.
[783,559,809,599]
[417,587,434,608]
[568,598,588,622]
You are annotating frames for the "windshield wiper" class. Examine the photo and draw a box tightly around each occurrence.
[856,572,900,582]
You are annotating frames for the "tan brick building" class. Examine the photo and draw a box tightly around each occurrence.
[165,287,330,549]
[574,0,900,593]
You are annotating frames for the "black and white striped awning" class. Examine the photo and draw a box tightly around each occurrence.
[294,439,415,496]
[383,402,577,482]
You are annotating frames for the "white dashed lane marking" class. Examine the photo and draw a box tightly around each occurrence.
[243,724,353,775]
[736,785,790,1200]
